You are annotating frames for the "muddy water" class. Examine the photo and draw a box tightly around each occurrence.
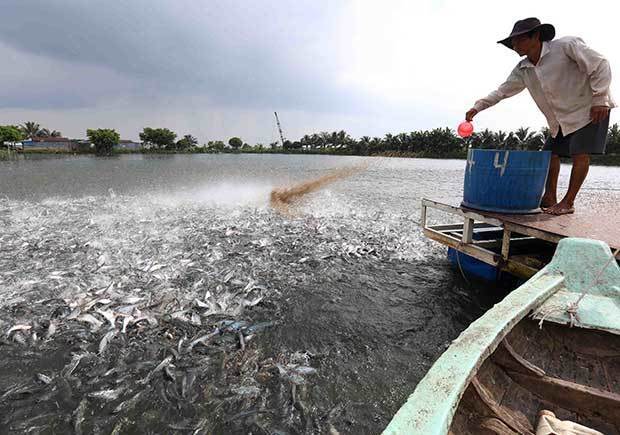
[0,154,618,434]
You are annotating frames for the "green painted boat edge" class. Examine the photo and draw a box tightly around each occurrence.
[382,238,620,435]
[532,237,620,334]
[382,268,563,435]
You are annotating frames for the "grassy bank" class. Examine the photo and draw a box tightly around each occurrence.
[590,154,620,166]
[0,149,17,160]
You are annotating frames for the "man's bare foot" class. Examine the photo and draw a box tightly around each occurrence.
[544,200,575,215]
[540,194,557,209]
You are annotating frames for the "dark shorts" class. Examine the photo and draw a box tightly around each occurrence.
[543,115,609,158]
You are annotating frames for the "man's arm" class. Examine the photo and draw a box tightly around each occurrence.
[563,37,612,122]
[466,67,525,121]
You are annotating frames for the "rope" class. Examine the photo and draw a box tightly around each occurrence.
[537,246,620,329]
[454,244,471,286]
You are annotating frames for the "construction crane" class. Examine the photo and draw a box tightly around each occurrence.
[274,112,286,147]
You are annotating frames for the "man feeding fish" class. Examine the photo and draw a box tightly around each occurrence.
[465,17,615,215]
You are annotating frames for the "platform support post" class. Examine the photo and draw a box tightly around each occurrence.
[501,228,511,260]
[463,218,474,243]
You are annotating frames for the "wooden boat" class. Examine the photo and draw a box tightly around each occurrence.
[384,238,620,435]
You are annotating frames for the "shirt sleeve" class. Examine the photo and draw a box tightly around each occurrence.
[563,37,613,107]
[473,67,526,112]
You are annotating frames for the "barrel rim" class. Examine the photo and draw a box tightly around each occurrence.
[468,148,551,155]
[461,201,542,215]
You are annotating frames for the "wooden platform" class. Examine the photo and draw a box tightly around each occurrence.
[421,198,620,279]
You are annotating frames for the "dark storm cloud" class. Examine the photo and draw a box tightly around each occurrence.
[0,0,362,111]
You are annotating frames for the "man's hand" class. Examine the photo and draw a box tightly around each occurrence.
[465,108,478,122]
[590,105,610,123]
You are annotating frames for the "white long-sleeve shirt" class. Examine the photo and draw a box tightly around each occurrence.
[473,36,616,137]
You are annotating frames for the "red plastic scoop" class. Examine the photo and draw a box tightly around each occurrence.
[457,121,474,138]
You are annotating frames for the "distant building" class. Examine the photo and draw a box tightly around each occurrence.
[19,137,142,152]
[22,136,78,151]
[116,140,142,150]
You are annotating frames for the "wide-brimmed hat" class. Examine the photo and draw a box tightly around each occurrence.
[498,17,555,49]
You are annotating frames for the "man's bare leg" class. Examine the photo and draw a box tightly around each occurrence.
[546,153,590,215]
[541,153,560,209]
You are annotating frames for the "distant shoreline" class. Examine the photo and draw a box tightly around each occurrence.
[5,148,620,167]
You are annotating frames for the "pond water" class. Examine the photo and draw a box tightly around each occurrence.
[0,154,618,434]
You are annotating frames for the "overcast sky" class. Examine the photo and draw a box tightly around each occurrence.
[1,0,618,143]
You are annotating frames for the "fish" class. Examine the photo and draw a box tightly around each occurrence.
[132,315,157,327]
[88,387,125,401]
[181,371,196,399]
[121,316,132,333]
[112,391,142,414]
[96,309,117,328]
[62,353,87,378]
[123,296,144,304]
[6,324,31,335]
[45,321,57,339]
[12,332,28,345]
[66,307,81,320]
[293,366,317,375]
[0,381,35,400]
[83,298,112,311]
[76,314,103,331]
[98,330,116,355]
[138,355,174,385]
[164,365,176,381]
[238,332,246,351]
[187,330,220,352]
[36,373,53,384]
[73,399,87,435]
[222,270,235,283]
[110,417,129,435]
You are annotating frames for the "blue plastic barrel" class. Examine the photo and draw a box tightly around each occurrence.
[462,149,551,214]
[447,247,499,282]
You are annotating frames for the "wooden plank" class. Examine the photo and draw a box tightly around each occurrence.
[463,218,474,243]
[502,229,512,260]
[424,228,541,278]
[502,260,539,279]
[421,198,504,226]
[474,238,536,250]
[486,206,620,252]
[423,228,499,266]
[507,371,620,426]
[492,340,546,378]
[468,377,535,434]
[503,222,563,245]
[429,222,498,231]
[480,418,520,435]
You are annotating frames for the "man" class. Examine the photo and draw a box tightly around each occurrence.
[466,17,615,215]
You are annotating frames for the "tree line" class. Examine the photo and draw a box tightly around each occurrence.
[2,121,620,158]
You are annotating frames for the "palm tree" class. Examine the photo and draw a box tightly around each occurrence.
[474,129,495,149]
[606,123,620,154]
[20,121,42,139]
[37,128,51,137]
[493,130,508,148]
[511,127,533,150]
[50,130,62,137]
